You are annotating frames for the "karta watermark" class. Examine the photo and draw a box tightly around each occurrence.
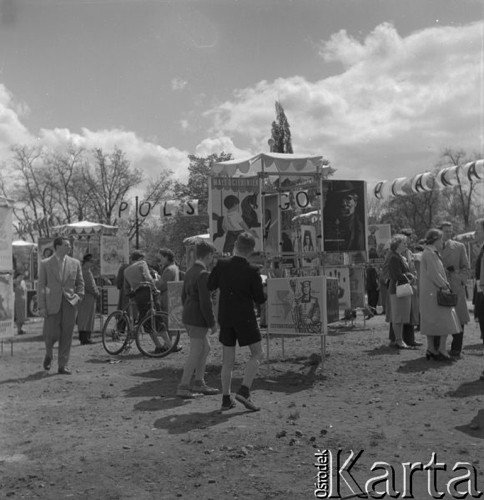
[314,449,482,499]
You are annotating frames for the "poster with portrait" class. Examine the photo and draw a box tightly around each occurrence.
[210,176,262,255]
[0,272,13,338]
[367,223,391,258]
[0,206,13,272]
[322,180,367,253]
[167,281,184,330]
[267,276,324,334]
[262,194,279,255]
[101,235,129,277]
[323,266,351,310]
[38,238,55,270]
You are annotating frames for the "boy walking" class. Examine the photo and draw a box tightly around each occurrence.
[208,232,266,411]
[176,241,219,398]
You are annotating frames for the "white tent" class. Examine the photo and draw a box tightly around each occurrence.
[212,152,325,177]
[52,221,118,236]
[12,240,37,247]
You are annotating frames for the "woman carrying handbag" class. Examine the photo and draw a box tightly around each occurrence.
[388,234,416,349]
[419,229,460,361]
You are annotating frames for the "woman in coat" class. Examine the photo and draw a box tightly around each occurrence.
[77,254,99,345]
[473,219,484,378]
[388,234,416,349]
[13,271,27,335]
[419,229,460,361]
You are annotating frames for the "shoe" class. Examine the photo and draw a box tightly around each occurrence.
[58,367,71,375]
[43,355,51,371]
[191,383,220,395]
[235,392,260,412]
[408,341,423,347]
[395,342,409,350]
[436,351,453,362]
[18,330,27,335]
[449,350,461,358]
[220,397,236,411]
[172,344,183,352]
[176,386,195,399]
[80,340,94,345]
[426,350,439,360]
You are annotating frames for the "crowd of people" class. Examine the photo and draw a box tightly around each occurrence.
[34,232,266,411]
[21,216,484,406]
[367,221,484,380]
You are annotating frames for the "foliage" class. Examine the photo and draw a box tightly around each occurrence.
[0,144,172,241]
[271,101,293,154]
[142,152,232,267]
[370,148,483,237]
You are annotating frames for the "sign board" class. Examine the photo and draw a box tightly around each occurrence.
[97,286,119,316]
[267,276,325,334]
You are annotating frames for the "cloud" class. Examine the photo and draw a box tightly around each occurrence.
[171,77,188,91]
[39,127,190,182]
[194,135,250,159]
[0,84,31,156]
[205,21,484,183]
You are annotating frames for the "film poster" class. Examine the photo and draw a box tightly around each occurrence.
[267,276,324,334]
[101,235,129,277]
[210,176,262,255]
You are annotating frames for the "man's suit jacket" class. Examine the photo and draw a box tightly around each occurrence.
[207,256,265,328]
[38,255,85,315]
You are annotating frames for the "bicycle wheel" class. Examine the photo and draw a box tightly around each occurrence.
[136,311,181,358]
[102,310,131,355]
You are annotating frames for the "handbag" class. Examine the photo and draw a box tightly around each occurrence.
[396,283,413,298]
[437,288,457,307]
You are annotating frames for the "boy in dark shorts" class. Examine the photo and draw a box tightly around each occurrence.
[207,232,266,411]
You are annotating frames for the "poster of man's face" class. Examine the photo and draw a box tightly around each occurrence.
[322,180,367,253]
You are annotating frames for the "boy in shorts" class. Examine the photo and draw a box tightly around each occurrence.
[176,241,219,398]
[208,232,266,411]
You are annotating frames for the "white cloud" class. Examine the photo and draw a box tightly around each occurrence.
[171,77,188,91]
[0,84,32,157]
[205,22,484,184]
[194,135,250,159]
[39,127,190,182]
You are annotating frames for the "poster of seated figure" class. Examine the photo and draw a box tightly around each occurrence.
[267,276,325,334]
[210,177,262,255]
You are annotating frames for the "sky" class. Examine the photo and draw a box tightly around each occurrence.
[0,0,483,193]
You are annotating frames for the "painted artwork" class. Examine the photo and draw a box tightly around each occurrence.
[210,176,262,255]
[262,193,279,255]
[322,180,367,253]
[101,235,129,276]
[323,267,351,309]
[267,276,324,334]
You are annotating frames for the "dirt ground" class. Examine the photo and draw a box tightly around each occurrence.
[1,313,484,500]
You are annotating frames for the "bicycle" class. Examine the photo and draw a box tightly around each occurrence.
[101,283,180,358]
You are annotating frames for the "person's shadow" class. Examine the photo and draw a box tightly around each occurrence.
[0,371,48,386]
[456,409,484,439]
[153,408,249,434]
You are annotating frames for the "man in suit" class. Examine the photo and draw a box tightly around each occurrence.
[208,232,266,411]
[439,221,470,357]
[38,237,84,374]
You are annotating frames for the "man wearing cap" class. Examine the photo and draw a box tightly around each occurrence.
[323,181,365,252]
